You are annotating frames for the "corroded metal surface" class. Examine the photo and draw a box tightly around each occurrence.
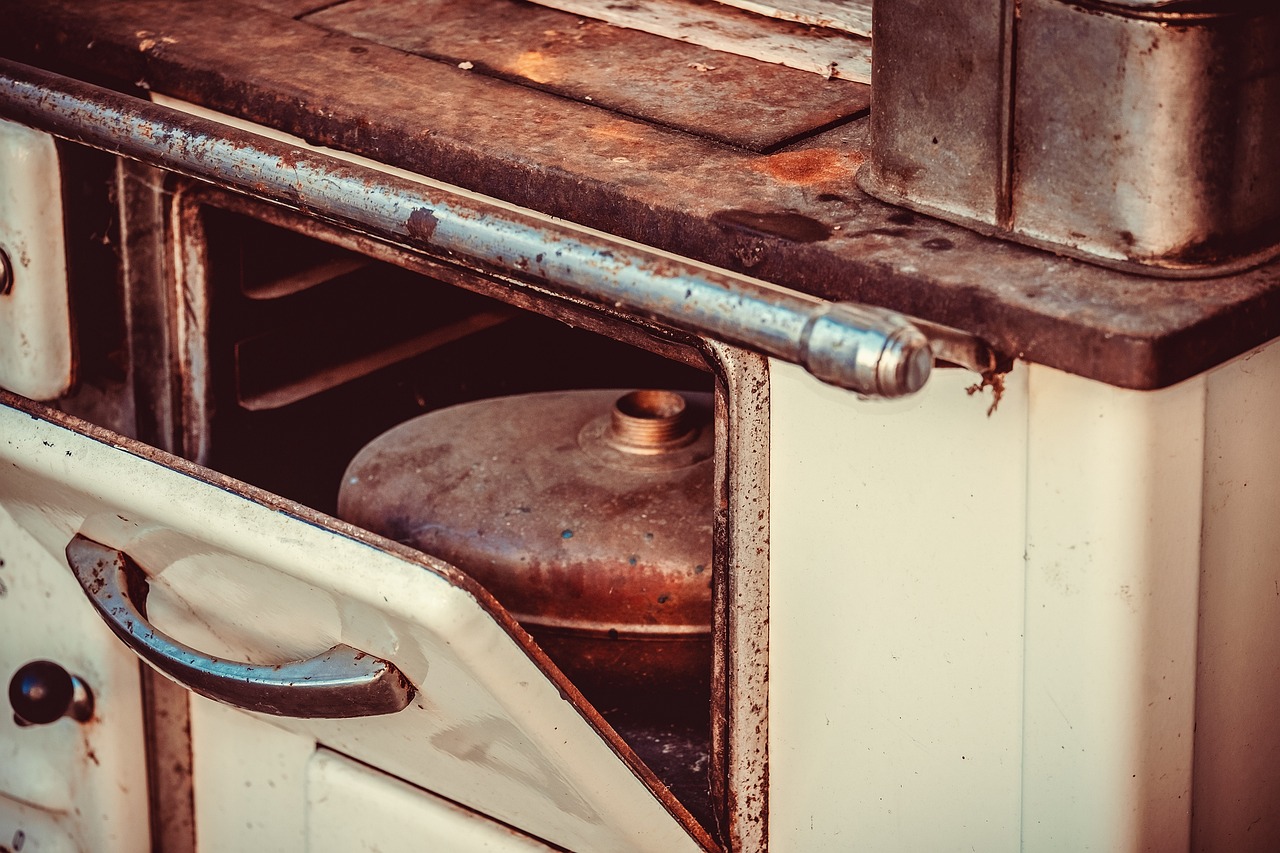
[172,189,212,465]
[1,0,1279,388]
[338,389,716,694]
[305,0,870,153]
[1010,0,1280,274]
[140,670,195,853]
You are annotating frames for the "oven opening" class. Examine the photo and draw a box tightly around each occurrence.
[193,198,720,834]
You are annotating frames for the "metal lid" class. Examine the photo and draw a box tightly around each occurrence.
[337,389,714,689]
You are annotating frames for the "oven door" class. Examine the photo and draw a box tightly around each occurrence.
[0,390,710,853]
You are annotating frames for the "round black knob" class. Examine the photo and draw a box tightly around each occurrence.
[0,246,13,296]
[9,660,94,726]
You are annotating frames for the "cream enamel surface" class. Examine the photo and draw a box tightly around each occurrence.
[769,343,1280,851]
[0,503,151,853]
[1021,365,1204,849]
[307,749,559,852]
[0,119,72,400]
[190,698,312,852]
[769,360,1029,850]
[0,796,81,853]
[1192,342,1280,851]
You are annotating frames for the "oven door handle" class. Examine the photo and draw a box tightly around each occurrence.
[65,534,416,718]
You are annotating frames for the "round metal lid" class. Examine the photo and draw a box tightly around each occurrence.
[338,389,714,640]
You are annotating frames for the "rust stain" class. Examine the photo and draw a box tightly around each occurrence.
[966,368,1007,416]
[406,207,439,242]
[750,148,862,186]
[277,148,304,171]
[135,29,176,54]
[586,120,652,147]
[511,49,555,85]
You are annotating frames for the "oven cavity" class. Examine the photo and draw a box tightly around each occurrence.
[192,201,720,834]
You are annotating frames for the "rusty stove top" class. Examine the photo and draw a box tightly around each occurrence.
[3,0,1278,389]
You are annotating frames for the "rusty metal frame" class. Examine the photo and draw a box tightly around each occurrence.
[170,188,213,466]
[705,342,771,853]
[116,160,180,453]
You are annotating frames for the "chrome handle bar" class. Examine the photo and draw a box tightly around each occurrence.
[0,58,934,397]
[65,534,416,718]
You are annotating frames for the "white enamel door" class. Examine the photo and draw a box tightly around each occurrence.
[0,391,712,853]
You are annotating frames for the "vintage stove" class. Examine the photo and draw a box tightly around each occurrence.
[1,1,1278,852]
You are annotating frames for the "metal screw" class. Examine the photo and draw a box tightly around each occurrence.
[0,247,12,296]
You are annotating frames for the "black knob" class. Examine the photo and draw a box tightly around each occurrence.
[9,660,94,726]
[0,246,12,295]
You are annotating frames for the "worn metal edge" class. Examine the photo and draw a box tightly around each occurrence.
[705,341,770,853]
